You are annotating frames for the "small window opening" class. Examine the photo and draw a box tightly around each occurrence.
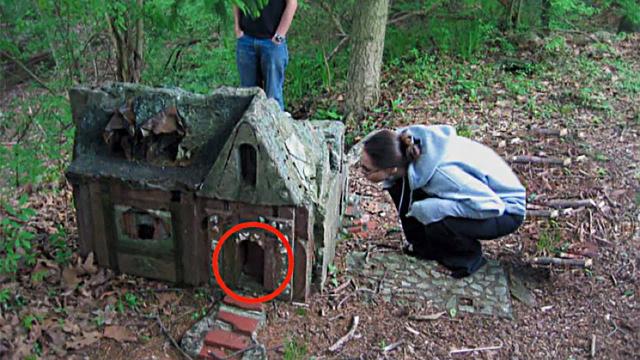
[238,240,264,285]
[239,144,257,186]
[137,224,155,239]
[122,209,169,241]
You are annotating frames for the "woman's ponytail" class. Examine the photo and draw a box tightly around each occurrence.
[399,131,421,162]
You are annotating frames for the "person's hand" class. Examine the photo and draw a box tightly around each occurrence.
[235,30,244,39]
[272,33,285,45]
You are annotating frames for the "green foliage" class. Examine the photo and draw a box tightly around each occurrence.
[191,306,208,320]
[313,107,343,121]
[536,220,563,255]
[0,90,73,193]
[0,196,37,276]
[618,0,640,25]
[22,314,38,331]
[283,338,307,360]
[548,0,601,29]
[386,0,503,60]
[0,288,11,305]
[455,123,473,138]
[295,307,306,317]
[327,263,338,287]
[116,291,139,313]
[544,36,569,53]
[50,226,72,266]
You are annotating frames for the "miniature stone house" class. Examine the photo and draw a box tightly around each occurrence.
[66,83,347,301]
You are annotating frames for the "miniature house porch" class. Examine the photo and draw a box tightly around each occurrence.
[66,83,347,302]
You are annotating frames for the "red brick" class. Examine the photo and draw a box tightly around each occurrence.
[345,205,357,217]
[204,329,250,351]
[347,226,363,234]
[199,345,227,359]
[223,295,264,312]
[217,310,260,336]
[366,221,376,230]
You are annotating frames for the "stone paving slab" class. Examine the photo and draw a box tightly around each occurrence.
[347,251,513,319]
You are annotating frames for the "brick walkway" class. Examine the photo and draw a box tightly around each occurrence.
[181,296,266,360]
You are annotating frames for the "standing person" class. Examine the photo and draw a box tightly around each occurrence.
[233,0,298,111]
[360,125,527,278]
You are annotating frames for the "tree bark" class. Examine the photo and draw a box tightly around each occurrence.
[106,0,144,83]
[345,0,390,115]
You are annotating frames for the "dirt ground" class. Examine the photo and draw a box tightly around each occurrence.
[1,34,638,359]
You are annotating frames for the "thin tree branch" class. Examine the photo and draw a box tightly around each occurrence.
[155,315,193,360]
[317,1,347,36]
[388,10,426,25]
[328,36,349,61]
[0,51,54,94]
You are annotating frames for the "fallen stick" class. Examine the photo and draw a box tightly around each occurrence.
[337,293,354,309]
[376,268,388,294]
[531,257,593,268]
[331,279,352,294]
[510,155,571,166]
[155,315,194,360]
[383,340,404,353]
[405,325,421,336]
[329,315,360,352]
[546,199,597,209]
[449,343,503,355]
[219,345,259,360]
[591,334,596,358]
[531,128,568,137]
[527,209,559,218]
[408,311,446,321]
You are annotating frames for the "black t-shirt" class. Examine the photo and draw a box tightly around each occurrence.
[240,0,286,39]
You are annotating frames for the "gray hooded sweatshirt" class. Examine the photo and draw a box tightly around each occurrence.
[393,125,527,225]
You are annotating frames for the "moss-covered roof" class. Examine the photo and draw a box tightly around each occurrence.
[66,83,345,207]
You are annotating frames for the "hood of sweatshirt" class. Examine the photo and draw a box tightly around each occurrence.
[399,124,457,190]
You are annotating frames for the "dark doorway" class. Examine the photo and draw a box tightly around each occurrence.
[238,241,264,285]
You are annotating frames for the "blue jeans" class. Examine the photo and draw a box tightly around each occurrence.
[236,34,289,110]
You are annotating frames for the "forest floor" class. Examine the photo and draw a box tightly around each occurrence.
[0,33,638,359]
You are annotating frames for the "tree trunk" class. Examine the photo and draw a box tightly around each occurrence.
[345,0,389,115]
[132,0,144,82]
[541,0,551,33]
[106,0,144,83]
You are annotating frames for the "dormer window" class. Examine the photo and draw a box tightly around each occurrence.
[239,144,257,186]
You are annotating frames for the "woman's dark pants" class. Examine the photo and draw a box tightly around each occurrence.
[386,177,524,278]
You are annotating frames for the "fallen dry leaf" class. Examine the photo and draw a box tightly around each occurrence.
[81,252,99,275]
[103,325,137,343]
[65,331,101,350]
[45,327,66,347]
[88,269,109,287]
[156,292,182,309]
[62,321,81,335]
[61,266,81,290]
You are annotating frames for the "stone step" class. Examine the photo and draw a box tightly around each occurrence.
[222,295,264,312]
[199,345,227,360]
[204,329,250,351]
[217,310,260,336]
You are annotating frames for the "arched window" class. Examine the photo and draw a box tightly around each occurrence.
[239,144,257,186]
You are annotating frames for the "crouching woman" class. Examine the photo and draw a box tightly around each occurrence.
[360,125,526,278]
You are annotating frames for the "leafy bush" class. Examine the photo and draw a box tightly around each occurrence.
[0,196,37,276]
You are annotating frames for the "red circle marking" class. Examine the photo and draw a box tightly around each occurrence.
[211,221,294,304]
